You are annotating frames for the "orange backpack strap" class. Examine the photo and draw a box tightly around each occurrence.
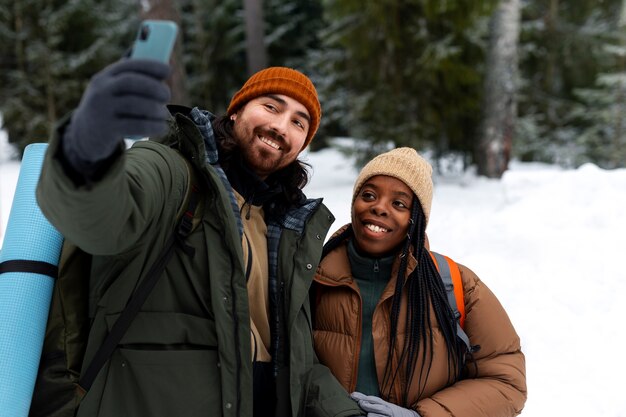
[430,252,471,352]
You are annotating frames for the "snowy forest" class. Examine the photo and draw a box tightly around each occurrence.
[1,0,626,176]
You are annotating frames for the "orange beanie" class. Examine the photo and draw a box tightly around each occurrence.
[227,67,321,149]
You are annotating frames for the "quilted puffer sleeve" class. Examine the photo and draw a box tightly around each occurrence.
[417,264,527,417]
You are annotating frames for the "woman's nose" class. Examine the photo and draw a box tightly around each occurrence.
[370,201,388,216]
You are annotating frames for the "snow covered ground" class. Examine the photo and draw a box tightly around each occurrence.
[304,146,626,417]
[2,128,625,416]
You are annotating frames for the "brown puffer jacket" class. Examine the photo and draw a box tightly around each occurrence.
[312,235,527,417]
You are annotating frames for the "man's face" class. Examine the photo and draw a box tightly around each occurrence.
[231,94,310,179]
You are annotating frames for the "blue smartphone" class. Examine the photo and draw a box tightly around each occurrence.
[126,21,178,141]
[130,20,178,63]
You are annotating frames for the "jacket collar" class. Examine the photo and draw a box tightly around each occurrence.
[346,239,395,282]
[316,224,418,288]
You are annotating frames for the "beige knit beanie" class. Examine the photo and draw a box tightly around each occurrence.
[352,147,434,223]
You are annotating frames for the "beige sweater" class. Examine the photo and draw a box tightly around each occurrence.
[234,191,272,362]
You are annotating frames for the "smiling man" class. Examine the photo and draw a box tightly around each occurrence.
[36,61,362,417]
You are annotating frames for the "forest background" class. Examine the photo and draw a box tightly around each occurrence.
[1,0,626,176]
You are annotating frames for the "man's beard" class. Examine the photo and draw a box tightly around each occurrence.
[234,125,289,178]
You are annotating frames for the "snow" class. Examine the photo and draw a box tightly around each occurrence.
[2,127,626,416]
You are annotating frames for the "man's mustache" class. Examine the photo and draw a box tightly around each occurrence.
[254,128,286,149]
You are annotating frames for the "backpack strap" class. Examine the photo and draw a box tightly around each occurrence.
[0,259,58,279]
[429,251,471,352]
[77,154,201,394]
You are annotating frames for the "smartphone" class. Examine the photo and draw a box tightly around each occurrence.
[126,20,178,141]
[130,20,178,63]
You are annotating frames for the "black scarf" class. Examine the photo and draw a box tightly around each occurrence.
[223,153,284,209]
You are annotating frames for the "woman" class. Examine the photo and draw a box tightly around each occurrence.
[312,147,527,417]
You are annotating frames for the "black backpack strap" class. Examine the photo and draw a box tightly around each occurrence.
[77,233,179,392]
[78,157,201,393]
[0,260,58,279]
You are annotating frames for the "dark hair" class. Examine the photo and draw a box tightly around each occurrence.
[211,114,311,217]
[321,197,466,407]
[382,197,465,406]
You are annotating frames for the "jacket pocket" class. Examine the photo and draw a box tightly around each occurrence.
[85,312,222,417]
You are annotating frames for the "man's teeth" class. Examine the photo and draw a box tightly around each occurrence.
[260,136,280,150]
[365,224,388,233]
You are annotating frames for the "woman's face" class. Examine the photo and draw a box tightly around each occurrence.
[351,175,414,257]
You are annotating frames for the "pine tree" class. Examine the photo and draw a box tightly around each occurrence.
[566,0,626,168]
[264,0,324,70]
[179,0,245,114]
[177,0,324,116]
[314,0,498,166]
[0,0,137,154]
[515,0,623,166]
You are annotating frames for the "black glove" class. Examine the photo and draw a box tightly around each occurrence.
[62,59,171,169]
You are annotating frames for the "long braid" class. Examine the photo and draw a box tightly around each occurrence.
[403,201,432,402]
[380,202,418,402]
[381,197,464,407]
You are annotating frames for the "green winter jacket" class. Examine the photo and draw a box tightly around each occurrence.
[36,106,361,417]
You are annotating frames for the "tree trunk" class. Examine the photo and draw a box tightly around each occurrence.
[476,0,521,178]
[139,0,189,106]
[44,54,56,139]
[545,0,559,94]
[14,1,25,72]
[243,0,267,76]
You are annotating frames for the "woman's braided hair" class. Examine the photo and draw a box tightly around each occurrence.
[380,197,465,407]
[321,197,466,407]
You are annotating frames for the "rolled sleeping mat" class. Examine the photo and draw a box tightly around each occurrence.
[0,143,64,417]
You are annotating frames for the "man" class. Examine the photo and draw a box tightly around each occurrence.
[36,59,362,417]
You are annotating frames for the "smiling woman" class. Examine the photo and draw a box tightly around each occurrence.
[351,176,413,257]
[311,147,527,417]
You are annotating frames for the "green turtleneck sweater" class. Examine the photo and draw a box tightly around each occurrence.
[347,239,395,396]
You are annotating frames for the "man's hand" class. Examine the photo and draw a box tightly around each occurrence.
[62,59,171,167]
[351,392,421,417]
